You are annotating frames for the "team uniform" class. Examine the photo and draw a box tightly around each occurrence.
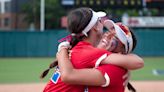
[89,64,127,92]
[43,41,111,92]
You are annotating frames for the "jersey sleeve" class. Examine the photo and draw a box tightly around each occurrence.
[71,47,111,69]
[90,49,111,68]
[96,65,110,87]
[96,64,127,87]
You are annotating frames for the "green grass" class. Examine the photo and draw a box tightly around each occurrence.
[131,57,164,80]
[0,57,164,84]
[0,58,54,84]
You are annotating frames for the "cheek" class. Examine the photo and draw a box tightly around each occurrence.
[117,42,125,53]
[98,24,104,35]
[99,29,103,37]
[108,39,124,53]
[107,39,117,51]
[95,27,103,38]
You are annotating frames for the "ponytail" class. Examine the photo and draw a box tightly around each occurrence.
[70,35,81,48]
[40,33,84,79]
[127,82,136,92]
[70,33,86,48]
[40,31,87,79]
[40,59,58,79]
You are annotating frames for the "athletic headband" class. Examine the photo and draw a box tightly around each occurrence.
[58,10,106,42]
[82,10,106,36]
[119,24,133,53]
[104,20,133,53]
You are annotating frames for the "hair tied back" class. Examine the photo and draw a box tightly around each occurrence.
[58,34,73,42]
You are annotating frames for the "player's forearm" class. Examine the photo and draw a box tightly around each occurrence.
[124,54,144,70]
[101,53,144,70]
[58,68,106,86]
[57,49,106,86]
[57,48,75,82]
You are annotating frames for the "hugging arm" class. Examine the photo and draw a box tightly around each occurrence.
[57,47,144,86]
[102,53,144,70]
[57,48,106,86]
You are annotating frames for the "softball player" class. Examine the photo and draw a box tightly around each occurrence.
[88,20,138,92]
[56,21,140,92]
[43,7,108,92]
[42,7,143,92]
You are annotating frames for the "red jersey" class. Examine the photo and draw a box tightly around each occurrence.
[88,64,127,92]
[43,41,111,92]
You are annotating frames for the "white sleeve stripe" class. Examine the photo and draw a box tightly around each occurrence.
[101,73,110,87]
[95,53,107,68]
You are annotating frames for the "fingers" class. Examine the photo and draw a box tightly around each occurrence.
[58,41,71,52]
[102,19,116,40]
[57,41,70,60]
[102,31,115,44]
[116,22,122,25]
[107,31,115,39]
[103,19,115,32]
[123,71,131,87]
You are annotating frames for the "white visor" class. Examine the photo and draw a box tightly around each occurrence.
[104,20,133,53]
[82,10,106,36]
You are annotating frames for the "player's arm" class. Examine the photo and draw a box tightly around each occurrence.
[101,53,144,70]
[57,48,106,86]
[57,43,143,85]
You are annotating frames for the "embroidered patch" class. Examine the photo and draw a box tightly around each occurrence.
[51,71,61,84]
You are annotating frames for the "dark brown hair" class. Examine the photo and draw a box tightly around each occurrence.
[127,29,137,92]
[40,7,93,79]
[40,59,58,79]
[130,29,137,52]
[67,7,92,48]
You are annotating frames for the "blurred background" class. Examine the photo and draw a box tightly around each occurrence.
[0,0,164,92]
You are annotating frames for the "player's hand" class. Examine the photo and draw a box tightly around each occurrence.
[97,31,115,50]
[123,70,131,87]
[58,41,71,52]
[103,19,115,32]
[57,41,70,62]
[123,71,136,92]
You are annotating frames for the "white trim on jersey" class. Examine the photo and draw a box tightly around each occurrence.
[94,53,110,87]
[101,73,110,87]
[95,53,107,68]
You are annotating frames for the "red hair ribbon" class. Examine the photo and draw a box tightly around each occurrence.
[58,34,72,42]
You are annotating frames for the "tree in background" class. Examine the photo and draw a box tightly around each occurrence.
[22,0,66,30]
[21,0,160,30]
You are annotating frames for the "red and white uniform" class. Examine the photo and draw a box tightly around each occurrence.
[89,64,127,92]
[43,41,111,92]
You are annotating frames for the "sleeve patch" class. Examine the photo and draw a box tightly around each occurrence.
[51,71,61,84]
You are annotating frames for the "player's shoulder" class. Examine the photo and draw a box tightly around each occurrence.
[93,48,111,55]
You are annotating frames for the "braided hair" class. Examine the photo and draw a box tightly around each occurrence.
[40,59,58,79]
[40,7,93,79]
